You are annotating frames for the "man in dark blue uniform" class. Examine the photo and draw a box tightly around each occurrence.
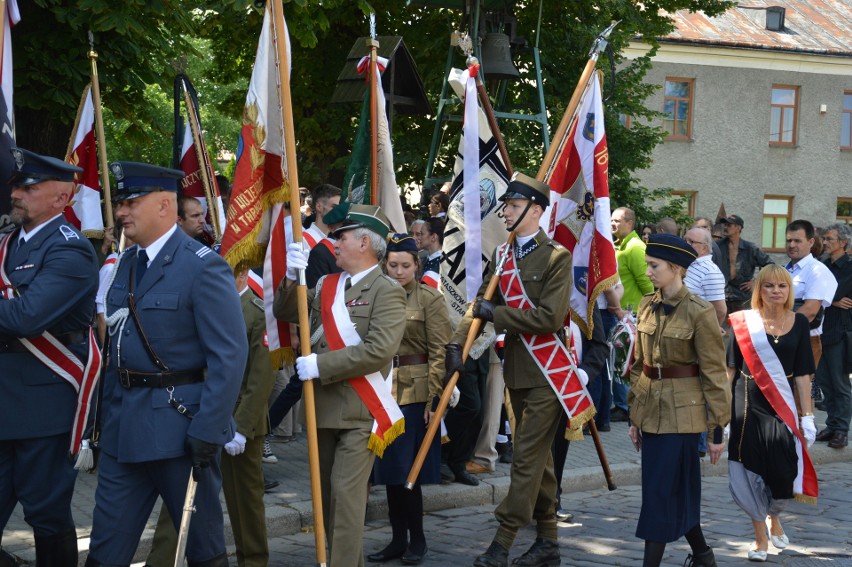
[0,148,99,566]
[85,162,247,567]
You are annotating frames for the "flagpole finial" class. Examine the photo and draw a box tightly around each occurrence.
[589,20,620,58]
[457,32,474,59]
[369,12,376,40]
[87,30,97,60]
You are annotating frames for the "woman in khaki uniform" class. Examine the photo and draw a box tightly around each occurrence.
[627,234,731,567]
[368,234,453,565]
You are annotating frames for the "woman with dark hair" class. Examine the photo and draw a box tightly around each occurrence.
[640,224,658,243]
[428,192,449,219]
[368,234,456,565]
[628,234,731,567]
[727,264,817,562]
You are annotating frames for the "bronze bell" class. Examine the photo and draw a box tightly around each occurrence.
[480,32,520,81]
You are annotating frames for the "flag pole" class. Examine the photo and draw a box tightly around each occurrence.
[87,32,113,236]
[270,2,326,565]
[536,22,618,182]
[367,13,379,206]
[180,77,222,241]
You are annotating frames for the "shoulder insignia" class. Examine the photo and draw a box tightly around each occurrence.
[195,246,212,259]
[185,240,213,260]
[381,274,400,287]
[59,225,79,241]
[252,297,265,311]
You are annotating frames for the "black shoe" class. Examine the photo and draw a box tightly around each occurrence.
[582,425,591,435]
[610,407,629,422]
[596,422,611,432]
[815,400,827,411]
[34,529,77,567]
[474,541,509,567]
[555,507,574,522]
[367,542,407,563]
[683,547,717,567]
[499,444,514,464]
[401,542,427,565]
[453,469,480,486]
[512,538,560,566]
[264,479,280,493]
[816,428,835,442]
[828,432,848,449]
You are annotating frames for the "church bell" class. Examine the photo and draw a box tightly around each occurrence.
[480,32,520,81]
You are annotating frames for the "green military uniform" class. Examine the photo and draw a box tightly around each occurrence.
[628,286,731,434]
[454,228,572,550]
[274,266,405,567]
[395,280,449,405]
[144,290,277,567]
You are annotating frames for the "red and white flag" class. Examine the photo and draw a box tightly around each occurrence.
[179,119,225,243]
[220,2,293,366]
[63,85,104,237]
[545,75,617,338]
[0,0,20,232]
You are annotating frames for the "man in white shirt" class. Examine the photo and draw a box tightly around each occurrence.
[684,227,727,328]
[785,219,838,368]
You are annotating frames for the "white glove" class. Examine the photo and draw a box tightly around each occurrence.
[800,415,816,448]
[286,242,309,280]
[576,368,589,387]
[449,386,460,408]
[296,353,319,381]
[224,432,247,456]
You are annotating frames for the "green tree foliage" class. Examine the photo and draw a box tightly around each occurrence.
[11,0,732,223]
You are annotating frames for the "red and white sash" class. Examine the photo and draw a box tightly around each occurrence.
[497,244,595,437]
[320,272,404,457]
[730,310,818,503]
[0,231,102,455]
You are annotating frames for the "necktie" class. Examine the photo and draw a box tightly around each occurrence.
[17,238,25,252]
[344,277,352,291]
[650,301,674,315]
[136,250,149,286]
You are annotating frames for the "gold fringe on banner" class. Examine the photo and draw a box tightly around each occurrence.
[368,419,406,458]
[564,405,597,441]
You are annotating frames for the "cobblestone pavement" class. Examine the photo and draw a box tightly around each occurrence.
[265,462,852,566]
[2,410,850,565]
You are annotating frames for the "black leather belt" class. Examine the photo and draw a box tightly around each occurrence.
[118,368,205,389]
[0,331,88,353]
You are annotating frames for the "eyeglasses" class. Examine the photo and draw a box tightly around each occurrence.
[684,239,701,245]
[822,237,839,242]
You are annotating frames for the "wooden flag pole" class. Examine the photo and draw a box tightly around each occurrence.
[367,16,379,206]
[181,78,222,240]
[87,32,114,236]
[536,22,618,182]
[271,2,326,565]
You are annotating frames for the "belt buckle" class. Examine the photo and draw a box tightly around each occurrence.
[118,368,131,389]
[655,364,663,380]
[392,354,400,368]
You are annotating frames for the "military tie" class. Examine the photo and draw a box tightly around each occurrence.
[136,249,149,285]
[344,276,352,291]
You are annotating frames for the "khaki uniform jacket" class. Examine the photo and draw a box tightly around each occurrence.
[628,286,731,435]
[394,280,451,405]
[273,266,406,429]
[233,291,277,440]
[453,230,572,389]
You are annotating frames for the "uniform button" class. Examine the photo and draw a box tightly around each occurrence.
[125,329,130,336]
[321,342,327,348]
[156,300,161,306]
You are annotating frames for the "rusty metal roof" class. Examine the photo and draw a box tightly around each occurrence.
[661,1,852,56]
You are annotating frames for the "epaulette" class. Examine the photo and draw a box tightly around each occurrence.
[185,240,213,260]
[547,239,566,251]
[688,293,711,308]
[381,274,401,287]
[58,224,81,241]
[252,297,265,311]
[419,282,443,298]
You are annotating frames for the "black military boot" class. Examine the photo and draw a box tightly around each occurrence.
[187,553,229,567]
[0,547,17,567]
[34,529,78,567]
[684,547,717,567]
[473,541,509,567]
[511,538,560,567]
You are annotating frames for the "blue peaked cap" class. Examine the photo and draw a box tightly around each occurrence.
[8,147,82,186]
[110,161,185,202]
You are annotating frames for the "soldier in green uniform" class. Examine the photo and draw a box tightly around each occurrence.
[274,204,406,567]
[448,174,576,567]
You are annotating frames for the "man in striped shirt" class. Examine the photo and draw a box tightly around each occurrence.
[684,227,727,328]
